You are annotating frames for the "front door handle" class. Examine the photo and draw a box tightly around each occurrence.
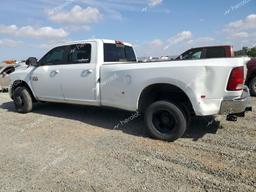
[81,69,93,77]
[50,70,60,77]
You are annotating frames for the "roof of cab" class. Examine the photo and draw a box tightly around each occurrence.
[61,39,133,47]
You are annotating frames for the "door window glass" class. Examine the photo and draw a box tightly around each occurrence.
[181,49,203,60]
[68,44,91,64]
[39,46,66,65]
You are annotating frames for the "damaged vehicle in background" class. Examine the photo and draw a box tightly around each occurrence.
[0,60,25,92]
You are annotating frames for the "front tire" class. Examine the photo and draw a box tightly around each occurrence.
[145,101,187,142]
[249,76,256,96]
[13,87,33,113]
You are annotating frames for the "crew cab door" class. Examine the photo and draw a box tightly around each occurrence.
[31,46,68,101]
[60,43,98,104]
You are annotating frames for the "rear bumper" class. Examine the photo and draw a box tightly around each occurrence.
[220,86,252,115]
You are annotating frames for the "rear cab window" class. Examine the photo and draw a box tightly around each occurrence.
[205,47,226,58]
[104,42,136,62]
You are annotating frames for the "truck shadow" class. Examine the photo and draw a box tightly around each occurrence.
[1,102,220,141]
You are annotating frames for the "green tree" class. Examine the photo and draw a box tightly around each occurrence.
[247,47,256,57]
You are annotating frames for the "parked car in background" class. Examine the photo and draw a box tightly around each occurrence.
[246,58,256,96]
[0,60,25,92]
[0,66,14,91]
[176,45,234,60]
[9,39,251,141]
[0,61,16,91]
[176,45,256,96]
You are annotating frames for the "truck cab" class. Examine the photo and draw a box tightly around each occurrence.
[10,39,136,106]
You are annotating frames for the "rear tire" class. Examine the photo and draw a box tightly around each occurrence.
[145,101,187,142]
[249,76,256,96]
[13,87,33,113]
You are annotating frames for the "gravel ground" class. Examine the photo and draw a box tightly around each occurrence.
[0,93,255,192]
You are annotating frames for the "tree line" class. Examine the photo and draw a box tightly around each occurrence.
[235,46,256,57]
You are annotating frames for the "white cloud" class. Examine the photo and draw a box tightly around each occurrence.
[187,37,215,45]
[227,14,256,31]
[149,0,163,7]
[230,32,249,38]
[135,32,217,57]
[0,25,68,39]
[64,25,91,32]
[142,0,163,12]
[48,5,102,24]
[38,41,66,50]
[0,39,20,47]
[135,31,193,57]
[148,39,163,47]
[223,14,256,49]
[0,25,17,34]
[18,26,68,39]
[164,31,192,49]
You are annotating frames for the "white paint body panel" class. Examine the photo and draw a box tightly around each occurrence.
[100,58,248,115]
[9,39,250,116]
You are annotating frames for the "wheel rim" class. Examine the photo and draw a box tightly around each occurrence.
[152,110,176,134]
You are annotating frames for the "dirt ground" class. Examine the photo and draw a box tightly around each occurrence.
[0,93,255,192]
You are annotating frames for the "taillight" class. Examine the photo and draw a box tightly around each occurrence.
[227,67,244,91]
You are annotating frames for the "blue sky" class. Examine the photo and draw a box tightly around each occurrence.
[0,0,256,61]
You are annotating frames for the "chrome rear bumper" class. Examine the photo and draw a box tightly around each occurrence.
[220,86,252,116]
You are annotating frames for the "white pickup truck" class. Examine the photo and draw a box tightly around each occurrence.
[9,39,252,141]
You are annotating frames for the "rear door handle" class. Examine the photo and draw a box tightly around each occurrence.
[86,69,93,74]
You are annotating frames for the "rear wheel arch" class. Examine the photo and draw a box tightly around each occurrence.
[137,83,195,116]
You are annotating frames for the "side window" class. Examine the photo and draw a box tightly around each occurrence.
[205,47,226,58]
[39,46,66,65]
[104,43,125,62]
[104,43,136,62]
[191,50,202,59]
[68,44,91,64]
[125,46,136,62]
[182,49,203,60]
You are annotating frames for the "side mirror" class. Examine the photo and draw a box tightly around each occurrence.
[26,57,38,66]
